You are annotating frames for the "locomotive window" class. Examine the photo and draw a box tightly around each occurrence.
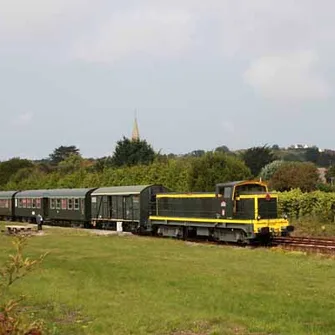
[56,199,61,209]
[74,198,79,210]
[50,199,55,209]
[224,188,232,199]
[68,198,73,210]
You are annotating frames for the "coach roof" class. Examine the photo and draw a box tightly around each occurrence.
[15,188,96,198]
[92,185,156,196]
[0,191,19,198]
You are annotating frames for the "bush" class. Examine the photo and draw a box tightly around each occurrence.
[270,162,319,192]
[259,160,286,181]
[0,236,48,335]
[278,189,335,223]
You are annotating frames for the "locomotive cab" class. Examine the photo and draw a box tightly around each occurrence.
[215,181,294,236]
[215,181,269,220]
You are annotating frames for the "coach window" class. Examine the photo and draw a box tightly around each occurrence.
[36,198,41,209]
[50,199,55,209]
[74,198,79,210]
[18,199,22,208]
[61,199,67,210]
[56,199,61,209]
[5,200,9,208]
[68,198,73,210]
[22,199,27,208]
[27,198,32,208]
[32,199,36,208]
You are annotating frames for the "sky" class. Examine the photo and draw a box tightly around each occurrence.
[0,0,334,160]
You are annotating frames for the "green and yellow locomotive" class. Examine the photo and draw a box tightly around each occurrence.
[149,180,294,243]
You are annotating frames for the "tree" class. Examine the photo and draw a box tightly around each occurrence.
[215,145,230,153]
[49,145,80,165]
[242,146,275,177]
[185,150,206,158]
[259,160,286,181]
[326,165,335,183]
[305,147,320,164]
[269,162,319,192]
[317,151,335,167]
[187,152,252,192]
[92,156,114,173]
[112,137,155,167]
[57,154,85,175]
[0,158,34,187]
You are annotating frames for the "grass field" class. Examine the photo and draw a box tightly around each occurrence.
[1,223,335,335]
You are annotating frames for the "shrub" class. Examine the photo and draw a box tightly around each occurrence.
[270,162,319,192]
[0,236,48,335]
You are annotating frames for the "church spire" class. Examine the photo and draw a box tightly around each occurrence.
[132,110,140,141]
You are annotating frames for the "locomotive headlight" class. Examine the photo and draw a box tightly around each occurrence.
[257,215,261,220]
[283,213,288,219]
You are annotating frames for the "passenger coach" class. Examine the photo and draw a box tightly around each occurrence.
[14,190,47,222]
[0,191,18,221]
[46,188,96,227]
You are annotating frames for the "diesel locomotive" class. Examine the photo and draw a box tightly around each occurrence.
[0,180,294,243]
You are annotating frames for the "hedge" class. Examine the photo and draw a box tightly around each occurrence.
[278,189,335,223]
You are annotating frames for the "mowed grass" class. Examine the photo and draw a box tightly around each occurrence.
[0,224,335,334]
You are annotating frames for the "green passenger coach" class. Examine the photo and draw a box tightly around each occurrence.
[149,180,293,243]
[0,191,18,221]
[46,188,96,227]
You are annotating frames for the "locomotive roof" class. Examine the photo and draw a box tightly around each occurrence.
[15,188,96,198]
[0,191,19,198]
[216,180,267,188]
[92,185,156,196]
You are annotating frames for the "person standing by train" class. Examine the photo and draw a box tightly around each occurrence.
[36,213,43,231]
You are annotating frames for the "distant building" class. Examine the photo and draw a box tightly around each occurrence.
[317,168,327,184]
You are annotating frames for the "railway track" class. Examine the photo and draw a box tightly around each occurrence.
[272,236,335,255]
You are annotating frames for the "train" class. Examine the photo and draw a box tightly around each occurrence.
[0,180,294,243]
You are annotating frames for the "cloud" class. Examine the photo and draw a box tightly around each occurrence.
[71,6,196,63]
[243,51,331,101]
[222,121,235,133]
[11,112,34,126]
[1,0,335,66]
[0,0,92,40]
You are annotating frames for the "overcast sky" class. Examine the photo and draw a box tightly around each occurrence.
[0,0,334,160]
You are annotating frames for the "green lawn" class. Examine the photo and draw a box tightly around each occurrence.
[0,223,335,335]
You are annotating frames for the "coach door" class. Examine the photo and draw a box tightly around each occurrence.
[43,198,49,218]
[124,196,133,221]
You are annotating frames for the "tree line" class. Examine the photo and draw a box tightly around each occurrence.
[0,138,334,193]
